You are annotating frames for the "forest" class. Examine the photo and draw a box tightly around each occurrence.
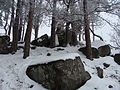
[0,0,119,58]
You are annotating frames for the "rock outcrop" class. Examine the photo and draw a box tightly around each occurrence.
[0,35,10,54]
[98,45,111,57]
[31,34,50,47]
[26,57,91,90]
[78,41,111,58]
[113,54,120,65]
[78,47,99,58]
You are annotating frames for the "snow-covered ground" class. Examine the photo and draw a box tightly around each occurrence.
[0,45,120,90]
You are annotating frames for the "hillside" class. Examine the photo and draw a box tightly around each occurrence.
[0,45,119,90]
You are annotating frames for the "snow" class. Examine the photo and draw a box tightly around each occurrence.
[37,39,42,42]
[0,27,5,36]
[92,40,107,48]
[29,52,80,65]
[78,56,120,90]
[0,46,120,90]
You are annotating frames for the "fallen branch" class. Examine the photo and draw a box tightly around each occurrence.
[89,28,104,41]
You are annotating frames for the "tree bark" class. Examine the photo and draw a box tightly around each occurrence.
[11,0,21,53]
[23,0,35,59]
[83,0,93,60]
[65,22,70,46]
[79,31,81,41]
[65,4,70,46]
[71,22,78,46]
[18,2,23,41]
[21,1,27,42]
[18,17,23,41]
[34,14,41,39]
[49,0,57,48]
[8,0,15,36]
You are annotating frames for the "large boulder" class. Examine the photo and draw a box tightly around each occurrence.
[92,40,111,57]
[113,54,120,65]
[78,47,99,58]
[26,57,91,90]
[0,35,10,54]
[31,34,50,47]
[98,45,111,57]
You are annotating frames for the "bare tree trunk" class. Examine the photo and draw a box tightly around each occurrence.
[18,2,23,41]
[34,0,42,39]
[11,0,21,53]
[83,0,93,60]
[0,11,3,26]
[8,0,15,36]
[18,17,23,41]
[79,31,81,41]
[4,11,9,35]
[65,4,70,46]
[34,15,41,39]
[23,0,35,59]
[49,0,57,48]
[65,22,70,46]
[21,1,27,42]
[92,22,95,41]
[34,24,39,39]
[70,22,78,46]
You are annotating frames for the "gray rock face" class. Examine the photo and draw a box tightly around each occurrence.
[113,54,120,65]
[78,47,99,58]
[0,35,10,54]
[31,34,50,47]
[78,45,111,58]
[103,63,110,69]
[98,45,111,57]
[26,57,91,90]
[96,67,103,78]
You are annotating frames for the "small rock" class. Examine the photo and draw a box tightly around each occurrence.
[29,85,34,88]
[103,63,110,68]
[1,79,4,82]
[108,85,113,88]
[94,87,98,90]
[98,45,111,57]
[56,48,64,51]
[47,53,51,56]
[96,67,103,78]
[113,54,120,65]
